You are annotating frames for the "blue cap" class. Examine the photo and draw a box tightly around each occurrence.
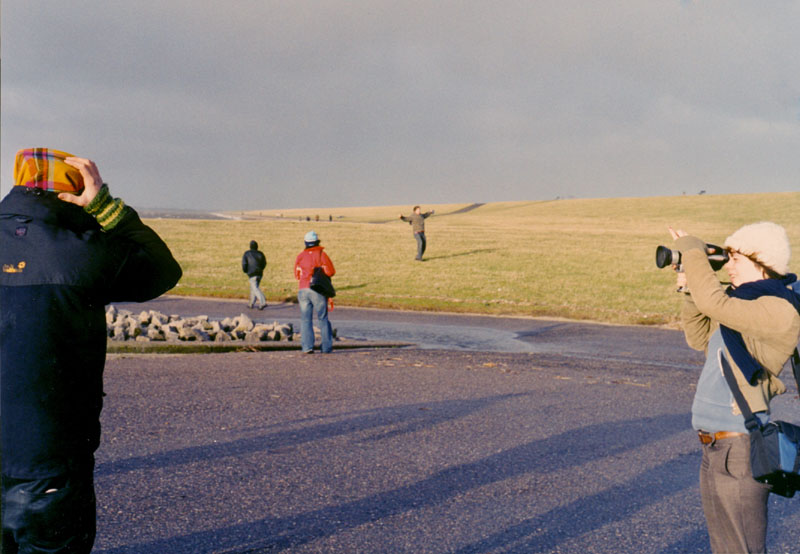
[304,231,319,243]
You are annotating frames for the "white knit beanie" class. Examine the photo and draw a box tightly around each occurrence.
[724,221,791,275]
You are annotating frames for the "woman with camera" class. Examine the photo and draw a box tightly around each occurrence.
[670,222,800,553]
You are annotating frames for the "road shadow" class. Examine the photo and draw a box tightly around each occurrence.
[453,452,701,553]
[96,412,700,553]
[95,393,529,476]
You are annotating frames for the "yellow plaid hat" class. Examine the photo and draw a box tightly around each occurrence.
[14,148,84,193]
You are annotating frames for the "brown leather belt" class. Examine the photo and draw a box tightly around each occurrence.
[698,431,747,445]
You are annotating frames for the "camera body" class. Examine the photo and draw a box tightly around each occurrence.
[655,243,728,272]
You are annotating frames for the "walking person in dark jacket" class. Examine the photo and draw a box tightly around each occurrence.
[0,148,182,553]
[242,240,267,309]
[399,205,434,261]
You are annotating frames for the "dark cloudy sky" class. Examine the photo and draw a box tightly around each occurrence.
[2,1,799,210]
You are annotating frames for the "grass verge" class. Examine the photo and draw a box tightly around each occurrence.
[144,192,799,327]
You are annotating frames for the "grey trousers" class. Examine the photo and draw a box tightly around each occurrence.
[248,275,266,308]
[700,434,771,553]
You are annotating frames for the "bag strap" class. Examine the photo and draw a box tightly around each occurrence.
[719,350,762,433]
[313,249,324,270]
[792,348,800,395]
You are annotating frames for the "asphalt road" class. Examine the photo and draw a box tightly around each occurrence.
[113,296,701,365]
[93,298,800,553]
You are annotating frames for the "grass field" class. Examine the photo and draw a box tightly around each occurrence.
[146,192,800,327]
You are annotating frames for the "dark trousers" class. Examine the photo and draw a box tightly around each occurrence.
[414,231,426,260]
[2,472,96,554]
[699,434,770,553]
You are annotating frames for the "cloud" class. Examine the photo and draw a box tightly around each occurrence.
[2,1,799,209]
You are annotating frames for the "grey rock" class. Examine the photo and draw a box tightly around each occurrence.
[107,308,298,344]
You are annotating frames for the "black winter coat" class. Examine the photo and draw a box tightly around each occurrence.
[0,187,182,479]
[242,249,267,278]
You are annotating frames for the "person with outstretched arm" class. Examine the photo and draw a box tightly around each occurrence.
[399,205,434,261]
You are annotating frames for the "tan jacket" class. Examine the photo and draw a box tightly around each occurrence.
[677,235,800,413]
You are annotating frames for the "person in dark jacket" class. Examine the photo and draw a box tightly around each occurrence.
[399,205,434,261]
[0,148,182,553]
[242,240,267,309]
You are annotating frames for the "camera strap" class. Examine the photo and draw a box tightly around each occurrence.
[720,349,800,426]
[719,350,762,432]
[793,348,800,397]
[721,276,800,384]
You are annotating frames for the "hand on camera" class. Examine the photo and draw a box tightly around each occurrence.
[668,226,687,240]
[675,271,688,291]
[668,227,689,292]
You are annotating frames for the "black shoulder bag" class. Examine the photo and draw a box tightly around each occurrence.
[310,267,335,298]
[308,249,336,298]
[720,349,800,498]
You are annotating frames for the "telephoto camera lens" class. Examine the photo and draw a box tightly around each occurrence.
[654,243,728,270]
[655,245,680,269]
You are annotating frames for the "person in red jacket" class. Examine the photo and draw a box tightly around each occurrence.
[294,230,335,353]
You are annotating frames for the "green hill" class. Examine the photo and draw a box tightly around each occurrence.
[146,192,800,326]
